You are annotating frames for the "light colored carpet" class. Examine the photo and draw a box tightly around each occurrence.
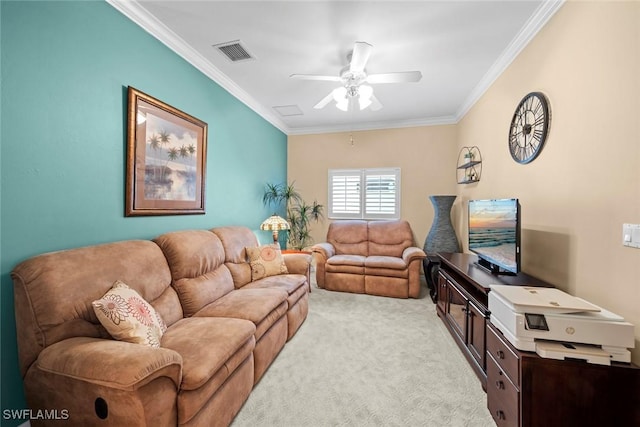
[232,283,494,427]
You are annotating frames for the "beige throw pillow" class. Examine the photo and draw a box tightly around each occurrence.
[246,244,288,281]
[92,280,167,348]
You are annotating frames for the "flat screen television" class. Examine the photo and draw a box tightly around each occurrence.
[468,198,520,275]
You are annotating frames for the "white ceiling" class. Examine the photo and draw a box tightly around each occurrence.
[109,1,563,135]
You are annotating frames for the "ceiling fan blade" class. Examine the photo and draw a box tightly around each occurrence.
[290,74,342,82]
[367,71,422,84]
[349,41,373,73]
[370,94,383,111]
[313,91,335,109]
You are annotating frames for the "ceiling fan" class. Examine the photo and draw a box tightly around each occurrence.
[290,41,422,112]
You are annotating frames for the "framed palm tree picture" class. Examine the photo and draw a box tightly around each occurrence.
[125,86,207,216]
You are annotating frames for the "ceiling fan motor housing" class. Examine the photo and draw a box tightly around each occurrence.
[340,66,367,88]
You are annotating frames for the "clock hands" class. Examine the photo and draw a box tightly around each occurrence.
[509,92,550,164]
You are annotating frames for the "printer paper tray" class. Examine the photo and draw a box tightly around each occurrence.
[536,341,611,365]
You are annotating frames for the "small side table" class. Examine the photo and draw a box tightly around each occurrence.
[422,254,440,304]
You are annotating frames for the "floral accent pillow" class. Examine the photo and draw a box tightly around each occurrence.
[246,244,289,281]
[92,280,167,348]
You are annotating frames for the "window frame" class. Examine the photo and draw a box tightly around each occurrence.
[328,167,401,220]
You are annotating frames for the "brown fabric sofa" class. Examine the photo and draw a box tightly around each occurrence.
[312,220,426,298]
[11,226,311,427]
[211,226,310,341]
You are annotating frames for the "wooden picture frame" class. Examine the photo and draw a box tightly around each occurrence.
[125,86,207,216]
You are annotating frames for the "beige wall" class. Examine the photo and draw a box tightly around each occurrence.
[288,125,458,247]
[457,1,640,362]
[288,1,640,363]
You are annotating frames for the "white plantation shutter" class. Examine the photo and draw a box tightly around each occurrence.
[328,170,362,218]
[328,168,400,219]
[365,170,400,218]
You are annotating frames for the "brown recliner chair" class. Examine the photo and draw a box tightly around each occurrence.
[312,220,426,298]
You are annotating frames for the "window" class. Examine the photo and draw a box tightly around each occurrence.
[328,168,400,219]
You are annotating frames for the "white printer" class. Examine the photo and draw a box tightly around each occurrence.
[488,285,634,365]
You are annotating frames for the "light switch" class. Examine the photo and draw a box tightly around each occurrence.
[622,223,640,249]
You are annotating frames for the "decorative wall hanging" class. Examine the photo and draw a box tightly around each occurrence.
[456,146,482,184]
[125,86,207,216]
[508,91,550,164]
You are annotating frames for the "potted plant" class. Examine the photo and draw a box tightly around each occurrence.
[464,150,475,164]
[262,182,324,250]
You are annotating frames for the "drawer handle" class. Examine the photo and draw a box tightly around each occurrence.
[496,350,505,359]
[495,410,505,420]
[495,380,505,390]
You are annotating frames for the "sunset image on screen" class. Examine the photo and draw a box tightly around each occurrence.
[468,199,518,271]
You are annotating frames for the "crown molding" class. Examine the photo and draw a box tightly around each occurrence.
[286,115,457,136]
[108,0,563,137]
[106,0,289,134]
[455,0,565,121]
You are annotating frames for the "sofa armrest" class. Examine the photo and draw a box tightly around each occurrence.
[282,253,312,276]
[402,246,427,264]
[311,243,335,261]
[311,243,335,289]
[36,337,183,391]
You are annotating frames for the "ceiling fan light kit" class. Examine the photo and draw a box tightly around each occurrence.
[291,41,422,113]
[331,87,349,111]
[358,85,373,110]
[330,84,374,112]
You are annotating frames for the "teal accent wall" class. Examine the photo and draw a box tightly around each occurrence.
[0,1,287,422]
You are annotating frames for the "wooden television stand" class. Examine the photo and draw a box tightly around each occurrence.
[436,252,639,427]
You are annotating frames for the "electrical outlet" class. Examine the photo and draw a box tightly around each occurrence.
[622,223,640,249]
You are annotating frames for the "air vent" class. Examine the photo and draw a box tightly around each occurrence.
[273,105,304,117]
[213,40,255,62]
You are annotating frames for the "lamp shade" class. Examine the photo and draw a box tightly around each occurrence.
[261,214,290,245]
[260,215,290,232]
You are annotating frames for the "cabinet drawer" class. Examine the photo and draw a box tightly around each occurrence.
[486,323,520,386]
[487,353,519,417]
[488,383,519,427]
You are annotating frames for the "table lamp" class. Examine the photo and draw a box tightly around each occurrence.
[260,214,290,245]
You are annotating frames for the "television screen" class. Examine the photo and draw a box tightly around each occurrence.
[468,198,520,274]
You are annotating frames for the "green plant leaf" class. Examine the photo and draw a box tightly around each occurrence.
[262,181,324,249]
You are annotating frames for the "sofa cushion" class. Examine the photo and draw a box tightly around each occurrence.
[327,220,369,256]
[154,230,235,317]
[246,244,288,280]
[327,254,366,267]
[92,280,167,348]
[242,274,308,308]
[242,273,306,296]
[211,226,258,288]
[155,230,225,280]
[364,256,407,270]
[194,289,288,341]
[368,220,414,257]
[161,317,255,392]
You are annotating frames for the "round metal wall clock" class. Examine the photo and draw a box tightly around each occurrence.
[508,92,550,164]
